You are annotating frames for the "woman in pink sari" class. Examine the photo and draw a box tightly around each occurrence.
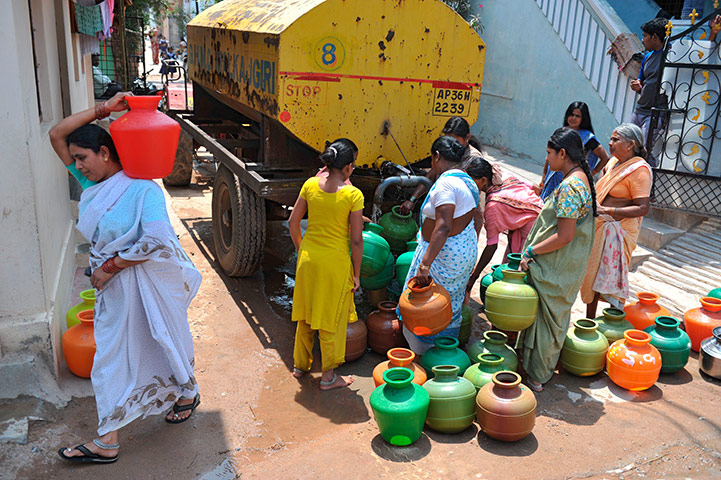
[465,157,544,295]
[581,123,652,317]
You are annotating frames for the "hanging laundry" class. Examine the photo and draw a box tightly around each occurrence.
[99,0,114,40]
[74,2,103,37]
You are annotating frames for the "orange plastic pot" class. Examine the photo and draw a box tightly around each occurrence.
[606,330,661,391]
[623,292,670,330]
[684,297,721,352]
[62,310,96,378]
[373,348,427,387]
[398,277,452,337]
[109,95,180,179]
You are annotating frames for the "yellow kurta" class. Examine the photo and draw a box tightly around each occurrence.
[292,177,363,331]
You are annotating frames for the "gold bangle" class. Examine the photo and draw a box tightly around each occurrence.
[418,263,430,271]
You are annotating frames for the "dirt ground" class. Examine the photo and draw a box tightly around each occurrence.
[2,177,720,480]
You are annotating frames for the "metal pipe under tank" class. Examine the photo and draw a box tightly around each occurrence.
[372,175,433,223]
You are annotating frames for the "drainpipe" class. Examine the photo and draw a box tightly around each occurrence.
[373,175,433,211]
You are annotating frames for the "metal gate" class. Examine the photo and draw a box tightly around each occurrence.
[650,8,721,217]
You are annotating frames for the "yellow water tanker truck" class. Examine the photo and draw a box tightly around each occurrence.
[172,0,485,276]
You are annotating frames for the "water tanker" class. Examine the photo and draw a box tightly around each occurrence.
[172,0,485,276]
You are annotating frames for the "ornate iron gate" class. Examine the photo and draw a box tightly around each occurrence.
[650,9,721,217]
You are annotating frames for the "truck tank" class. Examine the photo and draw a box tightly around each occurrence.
[187,0,486,168]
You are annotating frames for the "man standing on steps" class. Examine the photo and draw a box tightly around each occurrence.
[630,18,668,168]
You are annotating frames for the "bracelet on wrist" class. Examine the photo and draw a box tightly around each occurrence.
[100,256,123,274]
[522,246,535,259]
[409,196,417,203]
[94,103,110,121]
[418,263,430,271]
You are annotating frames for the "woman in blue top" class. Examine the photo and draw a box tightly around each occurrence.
[538,102,610,200]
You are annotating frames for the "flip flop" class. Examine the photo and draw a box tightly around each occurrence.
[58,444,118,464]
[292,368,307,378]
[165,394,201,424]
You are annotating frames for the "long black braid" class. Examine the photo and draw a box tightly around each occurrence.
[548,127,598,217]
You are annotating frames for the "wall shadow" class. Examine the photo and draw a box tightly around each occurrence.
[475,431,538,456]
[370,433,432,462]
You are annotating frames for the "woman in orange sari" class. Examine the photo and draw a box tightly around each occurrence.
[581,123,652,318]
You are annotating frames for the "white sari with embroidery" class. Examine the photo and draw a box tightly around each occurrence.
[77,171,201,435]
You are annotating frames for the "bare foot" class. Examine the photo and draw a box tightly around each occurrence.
[165,397,196,422]
[292,368,306,379]
[319,375,354,391]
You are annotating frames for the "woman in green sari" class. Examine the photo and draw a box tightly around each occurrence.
[518,128,597,392]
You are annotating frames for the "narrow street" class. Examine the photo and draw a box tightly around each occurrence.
[3,170,720,480]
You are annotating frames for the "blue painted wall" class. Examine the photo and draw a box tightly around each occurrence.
[469,0,627,162]
[605,0,659,39]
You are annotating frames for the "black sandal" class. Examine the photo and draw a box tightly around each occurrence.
[58,440,119,464]
[165,394,201,424]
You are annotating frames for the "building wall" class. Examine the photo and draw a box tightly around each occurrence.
[470,0,629,162]
[0,0,90,374]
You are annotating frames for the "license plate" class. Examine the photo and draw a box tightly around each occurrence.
[432,88,471,117]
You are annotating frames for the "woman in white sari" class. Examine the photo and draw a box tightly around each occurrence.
[51,93,202,464]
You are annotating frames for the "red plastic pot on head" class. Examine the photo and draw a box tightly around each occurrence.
[109,95,180,179]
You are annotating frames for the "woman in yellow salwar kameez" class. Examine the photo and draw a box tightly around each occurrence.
[288,139,364,391]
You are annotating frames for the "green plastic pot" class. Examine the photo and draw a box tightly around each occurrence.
[485,270,538,332]
[644,316,691,373]
[467,330,518,372]
[370,367,430,446]
[66,289,96,328]
[463,353,506,391]
[491,254,523,281]
[395,241,419,285]
[479,265,499,303]
[379,205,419,254]
[594,308,634,343]
[560,319,609,376]
[360,250,394,290]
[459,305,473,345]
[420,336,471,377]
[361,223,391,277]
[708,288,721,301]
[422,365,476,433]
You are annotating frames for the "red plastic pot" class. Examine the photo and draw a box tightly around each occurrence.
[109,95,180,179]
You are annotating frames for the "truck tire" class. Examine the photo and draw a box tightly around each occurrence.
[163,130,194,187]
[211,165,266,277]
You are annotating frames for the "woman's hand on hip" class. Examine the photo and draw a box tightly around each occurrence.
[90,268,114,290]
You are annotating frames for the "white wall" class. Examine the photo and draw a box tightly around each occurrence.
[0,0,91,374]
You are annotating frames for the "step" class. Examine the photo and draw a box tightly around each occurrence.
[638,217,684,251]
[629,245,653,270]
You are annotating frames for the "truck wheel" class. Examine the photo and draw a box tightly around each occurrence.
[163,130,194,187]
[212,165,266,277]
